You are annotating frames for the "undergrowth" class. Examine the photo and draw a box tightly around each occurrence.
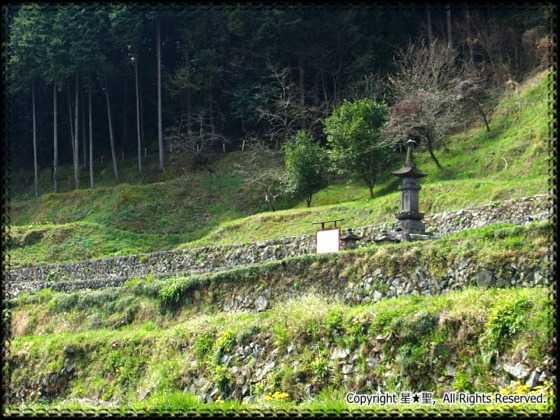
[6,286,554,415]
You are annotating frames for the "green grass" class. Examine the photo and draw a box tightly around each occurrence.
[7,70,552,266]
[6,285,554,415]
[188,70,552,248]
[4,69,555,416]
[7,221,551,336]
[8,221,187,267]
[10,174,260,234]
[6,221,554,415]
[185,177,548,248]
[9,69,550,267]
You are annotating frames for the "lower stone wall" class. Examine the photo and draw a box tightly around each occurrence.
[160,240,551,315]
[166,247,552,403]
[6,194,551,298]
[423,195,551,236]
[6,225,554,405]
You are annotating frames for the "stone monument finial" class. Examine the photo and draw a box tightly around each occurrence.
[392,139,427,180]
[405,139,416,168]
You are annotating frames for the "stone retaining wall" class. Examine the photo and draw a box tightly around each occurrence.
[6,194,551,298]
[7,236,553,405]
[198,251,550,316]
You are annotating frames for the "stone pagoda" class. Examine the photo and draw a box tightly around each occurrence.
[373,139,434,243]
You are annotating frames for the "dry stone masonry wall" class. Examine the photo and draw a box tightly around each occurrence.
[7,245,553,405]
[5,196,554,405]
[6,194,551,298]
[192,247,551,315]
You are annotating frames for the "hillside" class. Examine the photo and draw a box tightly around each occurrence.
[7,70,551,268]
[4,70,555,416]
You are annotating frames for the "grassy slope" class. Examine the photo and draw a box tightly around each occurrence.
[8,70,551,267]
[8,157,270,266]
[7,279,554,415]
[190,71,551,247]
[5,70,555,415]
[7,221,556,411]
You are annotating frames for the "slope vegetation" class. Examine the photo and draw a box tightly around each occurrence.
[4,70,555,416]
[8,70,551,267]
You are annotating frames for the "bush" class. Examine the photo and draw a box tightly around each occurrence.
[481,296,532,361]
[324,99,392,198]
[283,131,329,207]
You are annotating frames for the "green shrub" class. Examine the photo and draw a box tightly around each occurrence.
[283,130,329,207]
[57,294,79,313]
[213,364,232,392]
[326,309,343,333]
[158,278,188,312]
[310,356,329,379]
[214,328,237,363]
[452,371,475,393]
[481,295,532,362]
[195,333,215,361]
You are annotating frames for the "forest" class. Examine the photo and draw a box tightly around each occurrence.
[4,3,552,195]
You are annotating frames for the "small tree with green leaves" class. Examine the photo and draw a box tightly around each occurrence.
[283,131,328,207]
[324,99,392,199]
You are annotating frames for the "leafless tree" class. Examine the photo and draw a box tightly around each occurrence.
[386,40,469,169]
[252,60,326,149]
[252,61,303,149]
[455,62,505,132]
[345,71,387,103]
[446,4,453,49]
[156,16,164,172]
[466,10,548,85]
[232,137,285,212]
[165,111,230,171]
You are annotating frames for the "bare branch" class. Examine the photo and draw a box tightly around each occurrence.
[386,40,473,167]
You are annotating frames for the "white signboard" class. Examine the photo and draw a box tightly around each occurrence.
[316,228,340,254]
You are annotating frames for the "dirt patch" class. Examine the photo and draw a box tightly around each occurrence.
[10,312,34,337]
